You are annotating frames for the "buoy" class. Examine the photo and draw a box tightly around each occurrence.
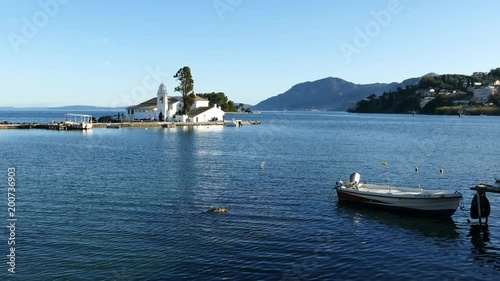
[415,167,419,172]
[440,168,444,173]
[382,162,387,166]
[208,207,229,214]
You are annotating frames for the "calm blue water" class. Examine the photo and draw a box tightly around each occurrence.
[1,111,500,280]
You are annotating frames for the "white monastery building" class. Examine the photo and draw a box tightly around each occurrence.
[126,84,225,122]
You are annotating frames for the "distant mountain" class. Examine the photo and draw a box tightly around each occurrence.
[252,76,426,111]
[422,72,439,77]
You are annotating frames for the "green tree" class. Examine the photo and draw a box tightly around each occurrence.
[174,66,195,115]
[488,93,500,106]
[227,100,235,112]
[196,92,239,112]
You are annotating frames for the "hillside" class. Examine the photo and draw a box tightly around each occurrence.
[349,68,500,115]
[252,76,422,111]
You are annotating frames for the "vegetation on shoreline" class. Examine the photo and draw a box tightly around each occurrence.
[349,68,500,115]
[196,92,252,113]
[173,65,252,113]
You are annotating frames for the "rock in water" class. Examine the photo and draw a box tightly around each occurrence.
[208,207,229,214]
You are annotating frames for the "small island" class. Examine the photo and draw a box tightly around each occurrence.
[0,65,260,129]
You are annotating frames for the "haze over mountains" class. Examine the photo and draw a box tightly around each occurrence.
[252,74,437,111]
[3,75,438,112]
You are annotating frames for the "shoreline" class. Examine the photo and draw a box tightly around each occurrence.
[0,120,261,130]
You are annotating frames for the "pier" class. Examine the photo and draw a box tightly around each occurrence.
[0,123,72,130]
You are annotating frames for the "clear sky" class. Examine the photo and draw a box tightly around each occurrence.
[1,0,499,107]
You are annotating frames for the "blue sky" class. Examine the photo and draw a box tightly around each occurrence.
[1,0,499,107]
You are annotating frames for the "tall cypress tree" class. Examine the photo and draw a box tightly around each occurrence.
[174,66,195,115]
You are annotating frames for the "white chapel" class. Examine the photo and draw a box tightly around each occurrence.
[125,84,225,122]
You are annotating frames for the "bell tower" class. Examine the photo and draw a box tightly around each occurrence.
[156,83,168,121]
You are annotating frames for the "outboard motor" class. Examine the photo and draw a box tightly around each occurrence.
[349,172,360,185]
[470,191,491,223]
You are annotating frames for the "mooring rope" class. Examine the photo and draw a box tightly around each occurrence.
[459,196,471,223]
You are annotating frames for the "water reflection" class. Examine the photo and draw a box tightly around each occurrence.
[467,224,500,270]
[167,125,224,133]
[336,201,460,240]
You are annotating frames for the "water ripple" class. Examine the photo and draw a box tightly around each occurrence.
[1,112,500,280]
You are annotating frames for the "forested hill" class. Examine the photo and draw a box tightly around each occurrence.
[349,68,500,115]
[252,76,422,111]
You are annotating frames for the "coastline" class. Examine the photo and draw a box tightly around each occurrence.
[0,120,261,130]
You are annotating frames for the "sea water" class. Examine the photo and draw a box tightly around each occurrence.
[0,111,499,280]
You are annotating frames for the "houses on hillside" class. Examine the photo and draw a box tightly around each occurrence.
[473,86,496,101]
[415,79,500,108]
[125,83,225,122]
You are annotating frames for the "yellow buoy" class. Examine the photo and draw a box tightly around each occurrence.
[208,207,229,214]
[440,168,444,173]
[382,162,387,166]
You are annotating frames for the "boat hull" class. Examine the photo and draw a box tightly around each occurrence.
[336,187,462,217]
[66,123,93,130]
[224,121,237,127]
[224,119,242,127]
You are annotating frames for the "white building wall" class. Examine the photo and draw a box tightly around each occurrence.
[127,109,156,120]
[190,100,209,110]
[166,101,183,121]
[174,115,188,122]
[191,106,225,123]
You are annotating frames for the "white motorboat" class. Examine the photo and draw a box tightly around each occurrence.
[224,119,243,127]
[334,172,462,217]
